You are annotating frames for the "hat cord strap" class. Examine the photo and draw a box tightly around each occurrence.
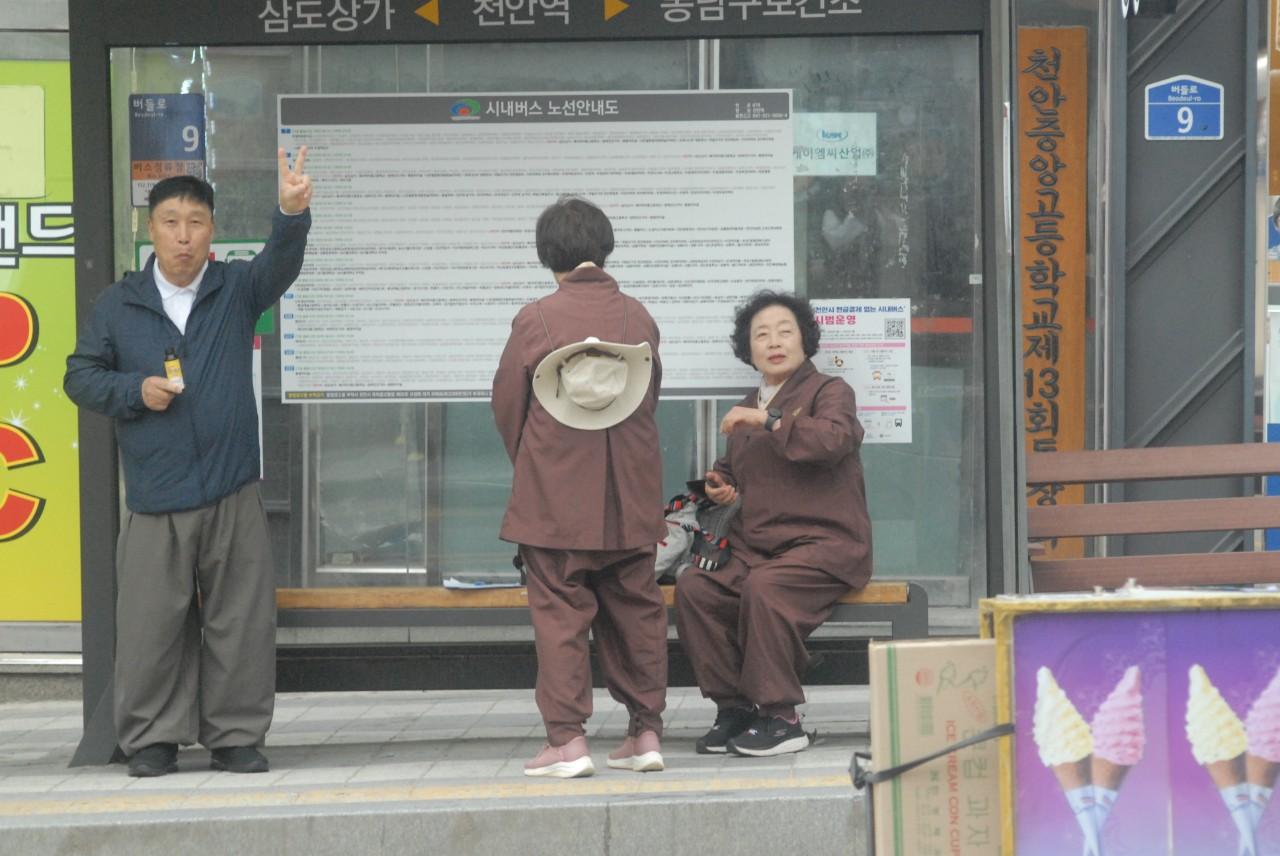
[534,301,555,351]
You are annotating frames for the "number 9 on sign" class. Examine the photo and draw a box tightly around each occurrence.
[182,124,200,152]
[1176,106,1194,134]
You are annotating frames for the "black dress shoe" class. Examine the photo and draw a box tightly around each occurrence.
[210,745,270,773]
[127,743,178,777]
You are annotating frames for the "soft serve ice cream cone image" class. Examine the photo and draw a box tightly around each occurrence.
[1187,664,1256,856]
[1244,665,1280,834]
[1034,666,1102,856]
[1089,665,1145,833]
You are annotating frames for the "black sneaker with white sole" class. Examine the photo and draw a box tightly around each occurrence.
[695,706,756,754]
[727,716,810,757]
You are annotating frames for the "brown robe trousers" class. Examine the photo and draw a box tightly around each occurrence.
[675,360,872,717]
[492,267,668,746]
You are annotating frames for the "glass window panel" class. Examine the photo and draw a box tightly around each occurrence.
[720,36,985,604]
[111,41,702,585]
[412,41,700,581]
[109,37,986,604]
[312,403,426,577]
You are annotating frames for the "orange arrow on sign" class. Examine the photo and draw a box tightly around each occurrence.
[415,0,439,25]
[605,0,629,21]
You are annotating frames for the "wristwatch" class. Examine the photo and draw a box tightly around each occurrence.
[764,407,782,432]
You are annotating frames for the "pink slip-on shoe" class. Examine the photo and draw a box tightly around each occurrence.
[523,735,595,778]
[606,730,664,772]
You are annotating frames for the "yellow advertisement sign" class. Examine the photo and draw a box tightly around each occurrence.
[0,61,81,620]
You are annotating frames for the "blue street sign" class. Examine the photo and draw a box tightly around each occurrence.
[1145,75,1223,141]
[129,92,207,205]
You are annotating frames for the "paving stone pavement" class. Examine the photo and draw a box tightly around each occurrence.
[0,686,871,819]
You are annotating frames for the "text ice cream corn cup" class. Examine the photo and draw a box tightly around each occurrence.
[1187,664,1255,856]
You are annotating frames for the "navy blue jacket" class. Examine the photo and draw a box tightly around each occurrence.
[65,209,310,514]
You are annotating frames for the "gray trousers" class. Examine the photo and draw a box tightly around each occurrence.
[113,481,276,756]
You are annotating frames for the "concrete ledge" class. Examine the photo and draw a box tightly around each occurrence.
[0,654,83,703]
[0,788,866,856]
[0,674,81,704]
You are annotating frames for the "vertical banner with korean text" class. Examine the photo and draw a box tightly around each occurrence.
[0,61,81,620]
[1018,29,1088,560]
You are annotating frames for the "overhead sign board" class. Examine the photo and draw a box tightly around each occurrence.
[1144,75,1223,141]
[71,0,984,47]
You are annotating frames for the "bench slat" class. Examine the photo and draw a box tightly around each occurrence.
[1027,496,1280,538]
[276,580,909,610]
[1031,551,1280,591]
[1026,443,1280,485]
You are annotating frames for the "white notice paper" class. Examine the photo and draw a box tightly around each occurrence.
[277,90,794,401]
[811,298,912,444]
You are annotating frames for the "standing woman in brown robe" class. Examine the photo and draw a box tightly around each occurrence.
[675,290,872,757]
[492,197,669,778]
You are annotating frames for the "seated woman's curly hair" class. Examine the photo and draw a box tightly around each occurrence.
[730,290,822,367]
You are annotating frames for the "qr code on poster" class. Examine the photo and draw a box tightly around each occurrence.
[885,318,906,339]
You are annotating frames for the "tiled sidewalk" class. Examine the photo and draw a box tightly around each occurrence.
[0,686,870,810]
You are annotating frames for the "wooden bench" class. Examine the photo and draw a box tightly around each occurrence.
[1025,442,1280,592]
[277,580,929,639]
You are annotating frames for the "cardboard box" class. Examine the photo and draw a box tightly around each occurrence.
[869,638,1003,856]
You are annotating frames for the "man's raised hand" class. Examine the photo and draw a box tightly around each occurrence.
[278,146,312,214]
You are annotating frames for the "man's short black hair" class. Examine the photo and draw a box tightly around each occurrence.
[730,290,822,367]
[148,175,215,216]
[535,196,614,273]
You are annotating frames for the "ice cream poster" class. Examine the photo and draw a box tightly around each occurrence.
[1013,609,1280,855]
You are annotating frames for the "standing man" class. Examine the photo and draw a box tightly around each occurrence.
[65,148,313,777]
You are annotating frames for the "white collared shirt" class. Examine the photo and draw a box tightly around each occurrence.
[152,260,208,335]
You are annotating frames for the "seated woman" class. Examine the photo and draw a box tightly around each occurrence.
[675,290,872,757]
[492,196,669,778]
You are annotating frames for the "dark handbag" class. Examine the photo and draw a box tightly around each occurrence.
[689,495,741,571]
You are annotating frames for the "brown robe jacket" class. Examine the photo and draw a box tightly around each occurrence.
[713,359,873,589]
[492,266,665,551]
